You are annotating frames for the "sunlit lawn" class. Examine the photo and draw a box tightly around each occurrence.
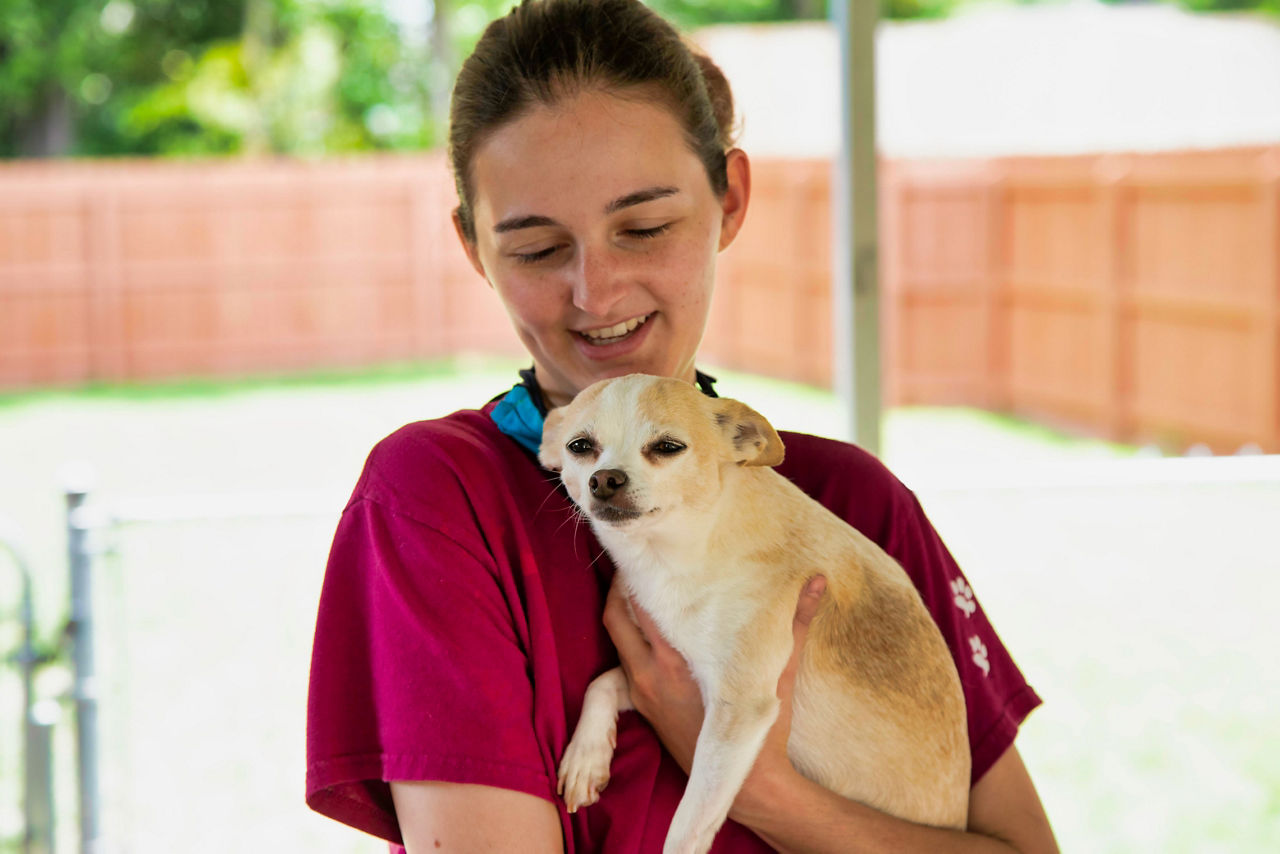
[1,356,1277,853]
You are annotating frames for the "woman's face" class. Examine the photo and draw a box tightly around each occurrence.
[456,88,750,409]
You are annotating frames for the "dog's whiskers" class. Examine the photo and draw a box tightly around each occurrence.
[563,504,594,562]
[539,475,593,562]
[536,480,572,517]
[585,540,611,571]
[554,510,581,538]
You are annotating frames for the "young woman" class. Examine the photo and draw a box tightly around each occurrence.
[306,1,1058,851]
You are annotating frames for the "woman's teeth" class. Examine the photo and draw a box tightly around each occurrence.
[581,314,650,345]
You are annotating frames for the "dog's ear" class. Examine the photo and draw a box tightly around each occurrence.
[713,399,785,467]
[539,407,565,472]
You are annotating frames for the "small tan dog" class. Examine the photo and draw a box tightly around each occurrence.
[539,374,969,854]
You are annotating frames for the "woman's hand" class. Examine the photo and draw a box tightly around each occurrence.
[601,580,705,771]
[601,575,828,805]
[733,574,827,820]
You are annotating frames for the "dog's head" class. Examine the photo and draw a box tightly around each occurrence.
[538,374,784,530]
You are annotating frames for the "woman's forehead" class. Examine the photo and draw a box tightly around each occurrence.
[469,91,707,225]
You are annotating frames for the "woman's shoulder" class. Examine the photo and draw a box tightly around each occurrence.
[776,431,906,499]
[351,403,538,519]
[774,430,914,546]
[366,406,502,472]
[371,405,499,458]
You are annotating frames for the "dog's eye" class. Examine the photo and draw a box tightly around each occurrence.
[566,437,596,456]
[651,440,686,456]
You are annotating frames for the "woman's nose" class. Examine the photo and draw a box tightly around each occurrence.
[570,246,628,318]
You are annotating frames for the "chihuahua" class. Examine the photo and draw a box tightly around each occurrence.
[539,374,969,854]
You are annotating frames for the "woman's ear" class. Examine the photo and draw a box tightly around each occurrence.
[714,398,784,467]
[452,208,488,280]
[538,408,565,472]
[717,148,751,251]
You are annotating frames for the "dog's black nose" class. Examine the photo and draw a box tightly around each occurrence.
[589,468,628,500]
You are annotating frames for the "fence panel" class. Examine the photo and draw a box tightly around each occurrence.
[1001,158,1113,431]
[114,162,429,379]
[885,147,1280,453]
[883,160,1000,407]
[1122,151,1276,451]
[2,149,1277,452]
[705,158,834,386]
[0,155,522,388]
[0,183,94,386]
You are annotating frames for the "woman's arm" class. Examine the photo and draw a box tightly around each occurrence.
[731,745,1058,854]
[604,580,1060,854]
[389,780,564,854]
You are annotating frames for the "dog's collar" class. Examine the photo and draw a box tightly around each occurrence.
[490,367,719,457]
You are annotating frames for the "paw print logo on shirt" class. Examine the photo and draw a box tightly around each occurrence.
[969,635,990,677]
[951,578,976,618]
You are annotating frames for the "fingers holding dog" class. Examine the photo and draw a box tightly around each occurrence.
[727,576,827,824]
[603,579,706,774]
[776,575,826,734]
[603,581,649,666]
[793,574,827,632]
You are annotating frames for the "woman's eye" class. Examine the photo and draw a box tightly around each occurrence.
[624,223,671,240]
[652,440,686,456]
[566,437,595,455]
[513,246,558,264]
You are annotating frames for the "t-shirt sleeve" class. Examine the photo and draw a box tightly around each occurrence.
[305,494,555,844]
[882,484,1043,784]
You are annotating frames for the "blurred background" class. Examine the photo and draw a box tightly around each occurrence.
[2,0,1279,852]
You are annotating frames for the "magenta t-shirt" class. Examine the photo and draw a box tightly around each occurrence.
[305,403,1041,850]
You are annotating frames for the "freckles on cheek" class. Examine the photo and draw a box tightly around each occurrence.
[495,277,557,324]
[666,246,716,309]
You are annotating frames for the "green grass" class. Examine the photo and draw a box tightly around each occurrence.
[0,354,520,410]
[1,357,1278,852]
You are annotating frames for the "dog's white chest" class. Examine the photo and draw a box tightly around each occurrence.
[607,545,759,685]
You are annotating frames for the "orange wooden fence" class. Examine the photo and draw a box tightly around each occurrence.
[2,148,1277,453]
[880,148,1280,454]
[0,155,523,389]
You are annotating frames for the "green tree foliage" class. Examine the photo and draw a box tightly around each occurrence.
[0,0,432,157]
[6,0,1274,158]
[118,0,433,155]
[1101,0,1279,12]
[645,0,963,27]
[1,0,244,155]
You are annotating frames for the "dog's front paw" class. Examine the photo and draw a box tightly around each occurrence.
[557,725,617,813]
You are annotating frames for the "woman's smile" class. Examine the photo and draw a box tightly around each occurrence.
[572,310,658,362]
[578,312,653,345]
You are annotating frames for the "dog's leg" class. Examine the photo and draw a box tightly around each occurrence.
[558,666,633,812]
[663,682,781,854]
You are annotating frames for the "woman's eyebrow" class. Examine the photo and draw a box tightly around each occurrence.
[492,186,681,234]
[605,186,680,214]
[494,214,558,234]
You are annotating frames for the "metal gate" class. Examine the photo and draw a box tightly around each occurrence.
[4,476,346,854]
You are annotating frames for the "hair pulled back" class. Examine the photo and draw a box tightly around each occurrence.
[449,0,736,242]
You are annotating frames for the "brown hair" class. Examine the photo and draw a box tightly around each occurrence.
[448,0,737,242]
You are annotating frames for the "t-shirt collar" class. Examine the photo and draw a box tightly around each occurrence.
[490,367,719,456]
